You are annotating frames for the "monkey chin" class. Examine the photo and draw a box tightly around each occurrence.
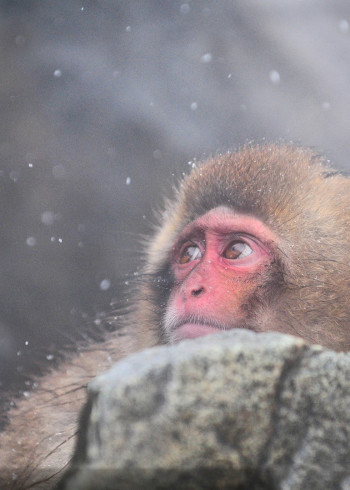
[175,323,225,340]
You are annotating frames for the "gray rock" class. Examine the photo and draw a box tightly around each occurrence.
[59,330,350,490]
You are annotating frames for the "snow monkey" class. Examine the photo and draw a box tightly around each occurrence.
[2,143,350,489]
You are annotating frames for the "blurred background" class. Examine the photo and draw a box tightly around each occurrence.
[1,0,350,397]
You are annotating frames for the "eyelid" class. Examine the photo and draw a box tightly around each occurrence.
[224,232,260,246]
[178,237,202,251]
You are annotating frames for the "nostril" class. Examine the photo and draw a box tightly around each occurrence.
[191,287,204,297]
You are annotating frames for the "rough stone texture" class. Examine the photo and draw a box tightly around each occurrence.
[59,330,350,490]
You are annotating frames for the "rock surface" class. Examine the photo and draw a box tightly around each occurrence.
[59,330,350,490]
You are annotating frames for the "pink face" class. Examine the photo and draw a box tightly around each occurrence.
[164,206,277,343]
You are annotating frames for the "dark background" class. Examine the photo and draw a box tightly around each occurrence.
[1,0,350,394]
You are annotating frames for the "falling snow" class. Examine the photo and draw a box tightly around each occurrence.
[269,70,280,85]
[41,211,55,226]
[26,237,37,247]
[100,279,111,290]
[200,53,212,63]
[153,149,162,159]
[10,171,20,182]
[339,19,349,32]
[180,4,190,14]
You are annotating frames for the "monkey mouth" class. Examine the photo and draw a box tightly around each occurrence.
[175,323,225,339]
[168,315,231,341]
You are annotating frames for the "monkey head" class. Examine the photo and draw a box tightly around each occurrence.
[134,144,350,351]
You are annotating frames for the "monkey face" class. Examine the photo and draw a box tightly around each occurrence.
[163,206,277,343]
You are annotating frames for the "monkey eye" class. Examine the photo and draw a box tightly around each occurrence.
[178,244,202,264]
[223,241,253,260]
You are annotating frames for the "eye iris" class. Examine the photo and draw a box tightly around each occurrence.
[224,241,252,259]
[179,245,201,264]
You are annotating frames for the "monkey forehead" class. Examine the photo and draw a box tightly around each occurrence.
[180,145,340,227]
[175,206,277,244]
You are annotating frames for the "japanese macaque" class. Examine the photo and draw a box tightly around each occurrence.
[2,143,350,489]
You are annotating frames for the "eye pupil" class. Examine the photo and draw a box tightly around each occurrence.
[179,245,201,264]
[224,241,252,260]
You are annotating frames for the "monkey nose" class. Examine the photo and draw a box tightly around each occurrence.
[191,286,205,297]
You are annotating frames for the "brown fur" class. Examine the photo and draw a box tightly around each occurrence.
[0,327,144,489]
[141,143,350,350]
[2,143,350,488]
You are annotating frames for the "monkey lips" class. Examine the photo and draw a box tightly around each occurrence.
[175,323,225,339]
